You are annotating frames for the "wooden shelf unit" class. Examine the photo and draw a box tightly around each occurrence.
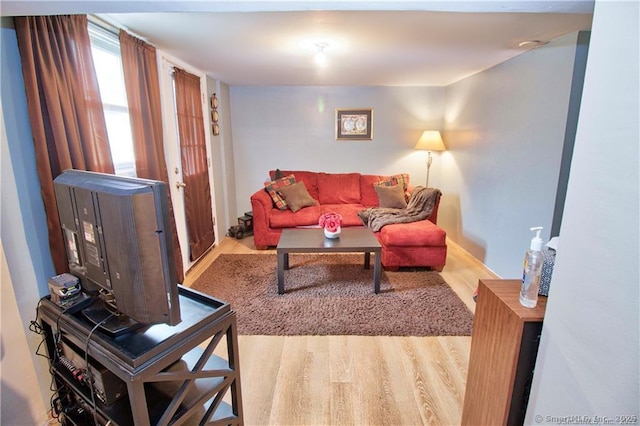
[38,286,243,426]
[461,279,547,426]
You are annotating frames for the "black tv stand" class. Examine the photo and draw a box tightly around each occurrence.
[81,299,144,337]
[38,285,243,425]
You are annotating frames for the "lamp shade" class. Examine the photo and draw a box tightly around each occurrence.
[414,130,445,151]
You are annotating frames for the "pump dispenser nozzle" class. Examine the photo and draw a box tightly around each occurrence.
[529,226,543,251]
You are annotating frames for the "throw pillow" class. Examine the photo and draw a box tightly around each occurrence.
[374,184,408,209]
[264,174,296,210]
[277,182,318,213]
[377,173,411,201]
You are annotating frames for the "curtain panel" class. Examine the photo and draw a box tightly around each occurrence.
[14,15,114,273]
[173,68,215,261]
[119,30,184,282]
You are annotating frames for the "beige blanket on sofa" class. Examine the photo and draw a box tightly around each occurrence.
[358,187,441,232]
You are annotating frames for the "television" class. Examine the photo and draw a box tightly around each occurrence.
[53,169,181,335]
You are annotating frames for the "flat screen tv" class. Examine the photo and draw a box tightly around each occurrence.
[53,169,181,335]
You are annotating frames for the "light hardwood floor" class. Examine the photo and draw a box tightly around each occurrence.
[183,236,499,426]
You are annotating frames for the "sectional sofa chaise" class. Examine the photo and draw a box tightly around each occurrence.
[250,170,447,271]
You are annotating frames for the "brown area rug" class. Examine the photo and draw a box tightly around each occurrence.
[190,254,473,336]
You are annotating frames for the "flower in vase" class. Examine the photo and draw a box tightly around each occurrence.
[318,212,343,233]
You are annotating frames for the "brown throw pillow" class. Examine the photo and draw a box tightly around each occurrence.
[277,182,318,212]
[374,183,408,209]
[377,173,411,202]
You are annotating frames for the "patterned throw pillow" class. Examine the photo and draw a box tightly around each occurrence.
[264,174,296,210]
[377,173,411,201]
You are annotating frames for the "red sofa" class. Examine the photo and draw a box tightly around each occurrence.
[250,170,447,270]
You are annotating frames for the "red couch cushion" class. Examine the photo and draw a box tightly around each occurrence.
[317,172,361,204]
[269,204,365,228]
[379,219,446,247]
[360,174,383,207]
[318,204,368,227]
[269,205,324,228]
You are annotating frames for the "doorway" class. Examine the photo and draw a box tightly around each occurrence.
[157,53,218,272]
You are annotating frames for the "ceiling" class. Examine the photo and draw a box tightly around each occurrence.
[3,1,594,86]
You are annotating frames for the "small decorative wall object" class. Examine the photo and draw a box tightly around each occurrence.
[210,93,219,135]
[336,108,373,140]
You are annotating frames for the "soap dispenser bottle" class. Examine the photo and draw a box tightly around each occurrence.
[520,227,544,308]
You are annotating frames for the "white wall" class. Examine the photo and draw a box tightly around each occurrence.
[526,1,639,421]
[0,245,49,425]
[207,77,237,233]
[442,32,583,278]
[1,18,56,423]
[229,85,445,215]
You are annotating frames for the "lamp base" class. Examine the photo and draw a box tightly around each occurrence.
[426,151,434,188]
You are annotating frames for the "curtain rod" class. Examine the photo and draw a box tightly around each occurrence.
[88,14,181,75]
[87,15,118,35]
[88,14,150,45]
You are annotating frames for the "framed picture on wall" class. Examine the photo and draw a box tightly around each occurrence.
[335,108,373,140]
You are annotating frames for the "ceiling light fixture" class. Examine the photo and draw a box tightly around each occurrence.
[518,40,544,48]
[314,42,329,67]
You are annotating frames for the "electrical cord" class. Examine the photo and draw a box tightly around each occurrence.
[84,312,114,426]
[29,297,64,420]
[31,296,110,424]
[29,298,50,358]
[32,294,118,425]
[30,296,79,362]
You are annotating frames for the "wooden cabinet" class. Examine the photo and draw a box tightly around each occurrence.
[462,279,546,425]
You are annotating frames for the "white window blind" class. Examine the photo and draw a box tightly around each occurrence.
[88,22,136,177]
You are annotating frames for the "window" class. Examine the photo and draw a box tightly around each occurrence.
[88,22,136,176]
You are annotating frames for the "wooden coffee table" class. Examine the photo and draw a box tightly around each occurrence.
[276,227,382,294]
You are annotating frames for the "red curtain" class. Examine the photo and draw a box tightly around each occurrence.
[14,15,114,273]
[119,30,184,282]
[173,68,215,261]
